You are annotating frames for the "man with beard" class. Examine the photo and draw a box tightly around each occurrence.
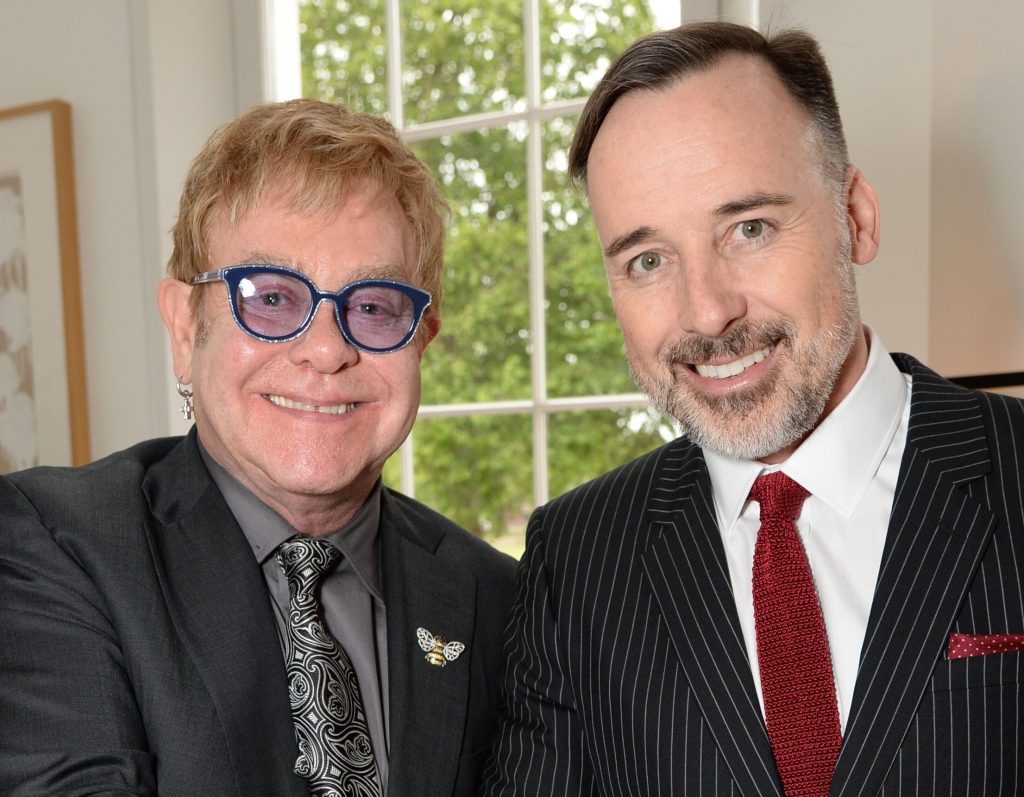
[483,22,1024,797]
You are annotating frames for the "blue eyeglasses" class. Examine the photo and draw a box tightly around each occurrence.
[191,264,432,354]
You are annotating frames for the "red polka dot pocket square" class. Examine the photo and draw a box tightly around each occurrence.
[947,632,1024,659]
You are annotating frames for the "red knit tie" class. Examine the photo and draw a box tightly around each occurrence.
[751,472,841,797]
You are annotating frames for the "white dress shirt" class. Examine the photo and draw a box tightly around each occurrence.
[704,330,911,732]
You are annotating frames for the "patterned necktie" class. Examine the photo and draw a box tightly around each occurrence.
[750,472,841,797]
[277,537,381,797]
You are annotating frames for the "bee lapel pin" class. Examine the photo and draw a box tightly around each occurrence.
[416,627,465,667]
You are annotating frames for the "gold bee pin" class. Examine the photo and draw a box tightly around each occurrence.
[416,627,465,667]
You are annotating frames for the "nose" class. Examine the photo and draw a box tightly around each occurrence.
[286,299,359,372]
[676,255,746,338]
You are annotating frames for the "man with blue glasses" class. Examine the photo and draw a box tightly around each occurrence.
[190,265,432,352]
[0,99,515,797]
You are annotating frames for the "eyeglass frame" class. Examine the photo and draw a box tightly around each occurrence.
[190,263,433,354]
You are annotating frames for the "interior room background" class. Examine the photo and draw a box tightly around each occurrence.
[1,0,1020,554]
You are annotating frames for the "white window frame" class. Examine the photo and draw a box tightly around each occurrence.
[265,0,701,509]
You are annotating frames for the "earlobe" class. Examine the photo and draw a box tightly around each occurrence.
[157,277,198,380]
[845,166,881,266]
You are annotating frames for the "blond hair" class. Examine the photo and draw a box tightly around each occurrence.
[168,99,449,323]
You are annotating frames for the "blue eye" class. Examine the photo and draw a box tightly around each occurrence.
[627,250,663,274]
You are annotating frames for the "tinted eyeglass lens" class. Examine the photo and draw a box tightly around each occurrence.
[235,271,313,339]
[233,269,418,349]
[343,284,416,349]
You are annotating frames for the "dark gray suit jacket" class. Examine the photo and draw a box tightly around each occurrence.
[484,354,1024,795]
[0,431,515,796]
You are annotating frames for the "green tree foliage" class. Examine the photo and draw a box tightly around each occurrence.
[300,1,676,545]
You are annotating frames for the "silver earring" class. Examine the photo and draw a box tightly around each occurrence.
[176,377,194,421]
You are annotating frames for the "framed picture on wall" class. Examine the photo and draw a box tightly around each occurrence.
[0,100,89,472]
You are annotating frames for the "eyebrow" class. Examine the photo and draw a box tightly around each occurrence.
[240,252,408,283]
[604,226,657,259]
[602,193,796,260]
[713,193,795,217]
[240,250,294,269]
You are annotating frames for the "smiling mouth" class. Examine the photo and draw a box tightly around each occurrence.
[266,394,357,414]
[693,344,775,380]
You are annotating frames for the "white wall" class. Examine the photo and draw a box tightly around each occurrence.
[929,0,1024,378]
[747,0,935,360]
[724,0,1024,378]
[136,0,266,434]
[0,0,264,461]
[0,0,1020,462]
[0,1,159,459]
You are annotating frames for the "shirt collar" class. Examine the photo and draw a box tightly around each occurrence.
[198,442,384,601]
[704,328,909,532]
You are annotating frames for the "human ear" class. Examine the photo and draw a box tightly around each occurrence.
[416,312,441,357]
[845,166,880,266]
[157,277,198,381]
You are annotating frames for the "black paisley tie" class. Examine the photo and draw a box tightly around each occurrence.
[277,537,381,796]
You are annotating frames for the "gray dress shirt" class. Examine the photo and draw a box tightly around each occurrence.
[199,445,390,793]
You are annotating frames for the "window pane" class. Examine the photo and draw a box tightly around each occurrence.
[548,407,676,498]
[543,115,635,398]
[299,0,388,114]
[410,413,532,556]
[381,449,402,492]
[413,126,532,405]
[402,3,525,125]
[540,1,669,104]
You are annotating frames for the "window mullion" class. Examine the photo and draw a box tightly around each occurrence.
[523,0,548,509]
[399,431,415,497]
[386,0,404,129]
[388,0,409,491]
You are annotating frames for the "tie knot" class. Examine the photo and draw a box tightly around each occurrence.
[749,471,809,522]
[277,537,340,596]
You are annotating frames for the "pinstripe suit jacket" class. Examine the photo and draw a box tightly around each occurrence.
[483,354,1024,795]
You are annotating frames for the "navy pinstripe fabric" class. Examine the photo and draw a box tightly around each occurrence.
[483,355,1024,796]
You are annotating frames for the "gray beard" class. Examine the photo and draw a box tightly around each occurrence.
[628,266,860,461]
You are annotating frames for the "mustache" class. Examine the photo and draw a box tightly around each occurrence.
[659,320,796,366]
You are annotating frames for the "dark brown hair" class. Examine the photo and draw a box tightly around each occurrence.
[568,22,848,192]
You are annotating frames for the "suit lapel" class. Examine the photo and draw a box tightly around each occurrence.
[830,355,995,796]
[640,441,783,797]
[144,434,307,797]
[380,489,477,797]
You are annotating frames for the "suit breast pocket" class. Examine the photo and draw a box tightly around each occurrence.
[887,651,1024,793]
[928,648,1024,693]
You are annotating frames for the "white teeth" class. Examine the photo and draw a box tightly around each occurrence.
[694,345,774,380]
[267,395,356,414]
